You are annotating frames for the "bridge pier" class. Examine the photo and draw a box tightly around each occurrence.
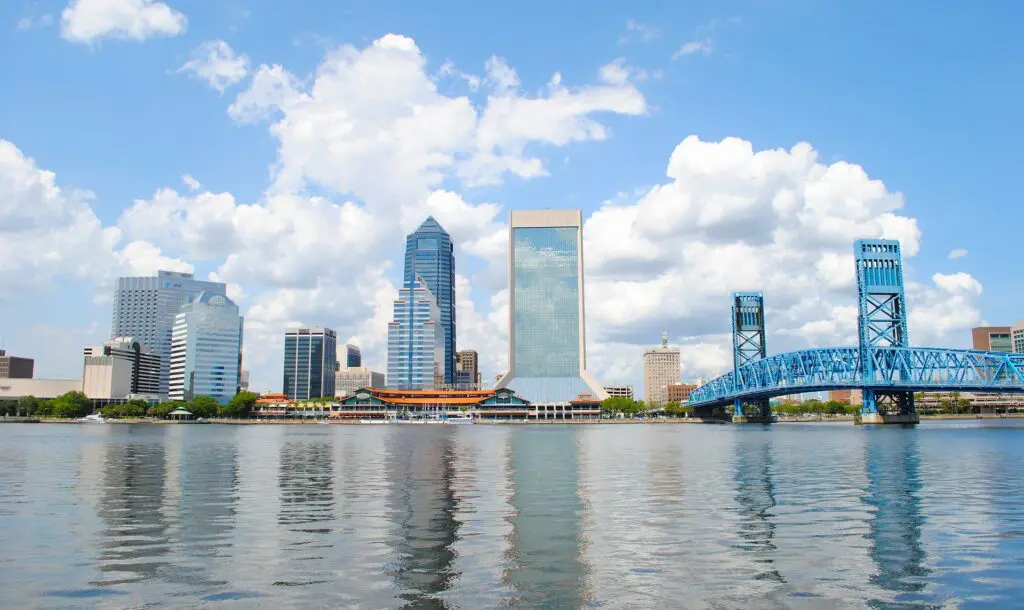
[858,389,919,425]
[733,398,773,424]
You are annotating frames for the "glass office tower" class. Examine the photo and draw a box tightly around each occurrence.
[404,217,456,384]
[496,210,607,404]
[168,292,244,404]
[387,276,444,390]
[283,327,338,400]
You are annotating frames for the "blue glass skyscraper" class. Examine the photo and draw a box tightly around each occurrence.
[387,276,444,389]
[403,217,456,384]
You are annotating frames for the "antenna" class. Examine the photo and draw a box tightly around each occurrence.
[661,331,668,348]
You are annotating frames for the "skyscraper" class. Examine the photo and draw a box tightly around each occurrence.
[283,327,337,400]
[644,332,680,407]
[339,344,362,368]
[113,270,226,397]
[404,217,456,384]
[387,275,444,390]
[496,210,607,404]
[169,292,243,404]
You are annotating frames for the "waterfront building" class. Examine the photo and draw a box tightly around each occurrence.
[496,210,607,404]
[82,337,161,400]
[112,270,226,397]
[972,326,1012,352]
[0,378,82,400]
[666,383,696,403]
[1012,322,1024,353]
[335,366,386,398]
[456,350,481,388]
[339,344,362,368]
[604,386,634,400]
[327,387,600,421]
[404,217,457,384]
[283,327,337,400]
[168,292,243,404]
[387,275,444,390]
[644,332,680,407]
[0,350,34,379]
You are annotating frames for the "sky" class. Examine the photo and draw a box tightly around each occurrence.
[2,0,1022,398]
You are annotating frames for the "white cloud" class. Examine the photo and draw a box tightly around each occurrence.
[599,58,648,86]
[621,19,661,44]
[61,0,186,44]
[948,247,968,260]
[16,14,54,31]
[672,39,712,59]
[178,40,250,93]
[181,174,200,191]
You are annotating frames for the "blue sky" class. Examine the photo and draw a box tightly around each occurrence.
[2,0,1021,396]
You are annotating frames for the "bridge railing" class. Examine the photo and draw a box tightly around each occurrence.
[688,347,1024,407]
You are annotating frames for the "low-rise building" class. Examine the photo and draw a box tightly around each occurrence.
[329,387,598,421]
[828,389,863,404]
[335,367,386,398]
[0,350,34,379]
[972,326,1013,352]
[82,337,161,400]
[0,378,82,400]
[667,383,697,403]
[604,386,634,399]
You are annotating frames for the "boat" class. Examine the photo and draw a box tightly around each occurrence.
[445,414,475,424]
[77,413,106,423]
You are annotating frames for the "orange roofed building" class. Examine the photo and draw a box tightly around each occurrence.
[329,387,599,421]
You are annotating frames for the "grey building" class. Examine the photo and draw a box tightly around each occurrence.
[335,367,386,398]
[82,337,161,400]
[283,327,337,400]
[0,350,34,379]
[340,344,362,368]
[456,350,481,388]
[112,270,226,397]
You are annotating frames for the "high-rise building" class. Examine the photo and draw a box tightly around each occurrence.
[644,332,680,407]
[339,344,362,368]
[387,275,444,390]
[82,337,161,400]
[456,350,480,388]
[604,386,634,399]
[496,210,606,404]
[169,292,244,404]
[283,327,337,400]
[335,367,386,397]
[972,326,1012,352]
[404,217,456,384]
[0,350,34,379]
[112,270,226,397]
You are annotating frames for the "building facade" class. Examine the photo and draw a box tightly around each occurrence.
[828,389,864,404]
[0,378,81,400]
[1012,322,1024,353]
[455,350,481,388]
[168,292,244,404]
[335,367,386,398]
[387,276,444,390]
[82,337,161,400]
[644,333,680,407]
[0,350,34,379]
[972,326,1012,352]
[404,217,457,384]
[604,386,634,400]
[666,383,697,403]
[339,344,362,368]
[496,210,607,404]
[283,327,337,400]
[112,270,227,397]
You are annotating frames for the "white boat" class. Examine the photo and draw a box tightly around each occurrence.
[445,414,475,424]
[77,413,106,423]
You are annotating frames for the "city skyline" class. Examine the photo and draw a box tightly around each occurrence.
[2,2,1019,400]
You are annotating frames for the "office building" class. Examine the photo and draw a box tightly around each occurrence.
[0,378,81,400]
[283,327,337,400]
[404,217,456,384]
[604,386,634,400]
[972,326,1012,352]
[644,332,680,407]
[340,344,362,368]
[1013,322,1024,353]
[112,270,226,396]
[496,209,607,403]
[168,292,244,404]
[828,389,863,404]
[82,337,161,400]
[456,350,481,388]
[667,383,697,403]
[239,369,250,392]
[335,367,386,398]
[0,350,33,379]
[387,275,444,390]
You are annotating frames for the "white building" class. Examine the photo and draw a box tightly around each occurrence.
[604,386,634,400]
[169,292,244,404]
[335,367,386,398]
[0,378,82,400]
[1013,321,1024,353]
[496,210,607,404]
[644,332,680,407]
[82,337,161,400]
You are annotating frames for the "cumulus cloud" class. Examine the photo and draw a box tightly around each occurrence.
[178,40,250,92]
[61,0,186,43]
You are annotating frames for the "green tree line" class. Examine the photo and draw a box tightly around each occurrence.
[1,391,261,419]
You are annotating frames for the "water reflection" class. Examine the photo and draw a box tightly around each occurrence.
[504,428,591,608]
[733,431,783,584]
[863,429,928,606]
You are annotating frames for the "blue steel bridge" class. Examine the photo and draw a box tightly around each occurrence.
[687,239,1024,424]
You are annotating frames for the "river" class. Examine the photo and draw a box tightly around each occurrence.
[1,421,1022,608]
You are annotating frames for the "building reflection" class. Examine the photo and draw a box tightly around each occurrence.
[385,427,460,608]
[278,435,335,528]
[504,428,592,608]
[94,427,170,586]
[864,430,928,599]
[733,431,783,584]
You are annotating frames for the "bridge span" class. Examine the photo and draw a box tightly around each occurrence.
[687,240,1024,424]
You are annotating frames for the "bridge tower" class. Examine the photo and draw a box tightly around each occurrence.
[732,292,772,423]
[854,239,919,424]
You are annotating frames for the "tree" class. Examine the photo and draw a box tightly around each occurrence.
[18,395,39,417]
[219,391,258,418]
[48,391,92,419]
[189,395,219,418]
[147,403,177,418]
